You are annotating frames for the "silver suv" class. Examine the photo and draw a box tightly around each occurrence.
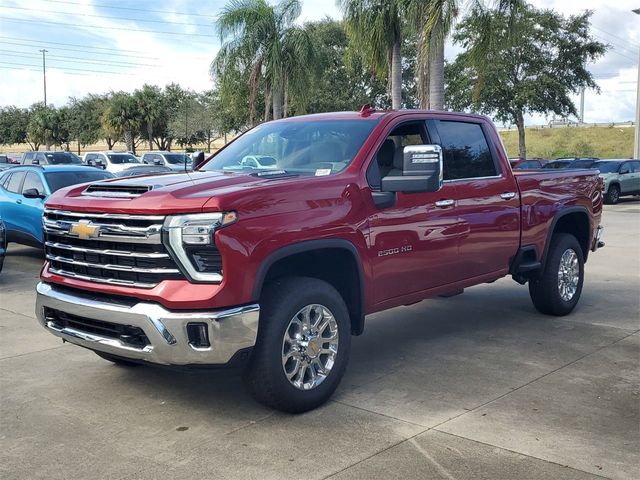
[592,160,640,204]
[141,151,192,171]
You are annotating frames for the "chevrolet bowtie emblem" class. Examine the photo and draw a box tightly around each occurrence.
[69,220,99,240]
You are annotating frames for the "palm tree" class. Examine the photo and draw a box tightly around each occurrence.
[135,85,164,150]
[102,92,139,154]
[417,0,523,110]
[213,0,314,123]
[339,0,404,110]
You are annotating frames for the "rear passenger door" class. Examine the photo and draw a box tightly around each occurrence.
[618,162,636,194]
[0,171,26,234]
[431,119,520,279]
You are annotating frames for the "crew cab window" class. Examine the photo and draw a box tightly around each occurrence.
[436,121,498,180]
[7,171,25,193]
[22,172,45,195]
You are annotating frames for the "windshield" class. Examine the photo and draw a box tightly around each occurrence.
[107,154,139,164]
[164,153,191,165]
[44,170,114,192]
[201,119,380,176]
[591,161,621,173]
[45,152,82,164]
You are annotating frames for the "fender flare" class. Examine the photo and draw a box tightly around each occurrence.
[540,206,591,269]
[252,238,367,335]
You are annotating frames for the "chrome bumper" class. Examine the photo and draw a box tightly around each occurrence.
[35,282,259,366]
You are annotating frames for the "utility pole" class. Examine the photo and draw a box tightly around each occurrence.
[39,49,48,105]
[579,87,585,124]
[633,9,640,159]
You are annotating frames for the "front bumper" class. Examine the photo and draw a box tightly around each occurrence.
[35,282,259,366]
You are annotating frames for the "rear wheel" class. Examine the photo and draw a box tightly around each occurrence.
[95,351,141,367]
[243,277,351,413]
[605,184,620,204]
[529,233,584,316]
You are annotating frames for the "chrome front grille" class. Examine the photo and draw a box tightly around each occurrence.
[43,209,184,288]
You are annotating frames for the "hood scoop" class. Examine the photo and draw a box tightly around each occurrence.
[83,183,153,198]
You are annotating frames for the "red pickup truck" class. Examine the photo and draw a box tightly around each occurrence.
[36,109,604,412]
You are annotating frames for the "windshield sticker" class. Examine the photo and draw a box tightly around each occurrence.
[315,169,331,176]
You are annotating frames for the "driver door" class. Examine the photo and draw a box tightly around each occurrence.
[366,119,465,305]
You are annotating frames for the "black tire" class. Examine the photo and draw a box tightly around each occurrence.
[605,184,620,204]
[95,351,141,367]
[529,233,584,316]
[243,276,351,413]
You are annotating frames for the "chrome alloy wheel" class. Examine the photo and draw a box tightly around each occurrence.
[558,248,579,301]
[281,304,339,390]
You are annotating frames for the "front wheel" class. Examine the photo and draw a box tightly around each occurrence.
[243,277,351,413]
[529,233,584,316]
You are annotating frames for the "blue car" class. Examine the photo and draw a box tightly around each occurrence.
[0,165,114,248]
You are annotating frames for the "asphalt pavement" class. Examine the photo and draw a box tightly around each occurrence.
[1,200,638,480]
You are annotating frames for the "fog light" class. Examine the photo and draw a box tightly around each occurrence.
[187,322,210,349]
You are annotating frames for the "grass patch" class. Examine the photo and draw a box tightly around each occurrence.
[499,125,635,159]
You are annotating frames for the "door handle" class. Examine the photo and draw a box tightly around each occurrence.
[500,192,516,200]
[435,199,455,208]
[16,199,22,205]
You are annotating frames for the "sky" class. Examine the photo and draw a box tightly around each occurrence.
[0,0,637,127]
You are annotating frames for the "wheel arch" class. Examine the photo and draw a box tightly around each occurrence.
[542,207,591,268]
[253,239,366,335]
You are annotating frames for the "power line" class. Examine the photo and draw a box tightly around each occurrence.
[0,16,215,38]
[0,60,135,76]
[0,5,211,28]
[0,65,97,77]
[0,35,157,55]
[0,40,158,61]
[0,50,161,69]
[42,0,218,19]
[592,25,640,49]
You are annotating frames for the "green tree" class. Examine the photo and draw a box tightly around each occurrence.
[446,5,606,158]
[135,84,165,150]
[68,95,105,153]
[339,0,404,110]
[102,92,140,153]
[27,103,59,150]
[213,0,314,124]
[0,106,31,148]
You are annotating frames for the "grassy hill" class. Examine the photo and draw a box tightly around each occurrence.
[499,125,635,159]
[1,125,636,160]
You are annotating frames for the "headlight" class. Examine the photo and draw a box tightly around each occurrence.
[163,212,237,282]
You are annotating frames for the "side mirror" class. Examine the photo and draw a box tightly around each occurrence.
[192,151,206,170]
[32,159,40,165]
[381,145,443,193]
[620,168,630,175]
[153,158,163,165]
[23,188,45,199]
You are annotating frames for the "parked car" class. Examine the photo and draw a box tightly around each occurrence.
[141,151,192,171]
[35,109,604,413]
[591,159,640,204]
[115,165,173,177]
[542,157,599,170]
[21,151,83,165]
[239,155,279,169]
[0,155,16,171]
[83,151,141,174]
[0,215,5,273]
[0,165,114,247]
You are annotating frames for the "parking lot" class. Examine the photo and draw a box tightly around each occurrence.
[0,201,638,480]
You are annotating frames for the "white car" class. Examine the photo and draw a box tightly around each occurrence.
[141,151,192,171]
[84,152,141,174]
[240,155,278,169]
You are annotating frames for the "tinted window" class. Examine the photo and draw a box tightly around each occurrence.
[591,161,621,173]
[0,155,8,164]
[44,170,114,192]
[22,172,45,194]
[43,152,82,164]
[632,161,640,173]
[163,153,190,165]
[514,161,541,169]
[0,172,12,188]
[107,153,139,164]
[542,161,570,169]
[7,171,25,192]
[570,160,595,169]
[620,162,632,174]
[436,121,497,180]
[22,152,34,164]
